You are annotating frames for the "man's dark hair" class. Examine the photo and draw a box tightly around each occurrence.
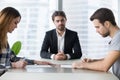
[90,8,116,26]
[52,11,67,21]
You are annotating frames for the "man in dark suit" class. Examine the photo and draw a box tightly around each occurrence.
[40,11,82,60]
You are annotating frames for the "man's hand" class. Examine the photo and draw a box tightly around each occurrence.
[82,58,94,62]
[72,59,91,69]
[54,51,67,60]
[72,58,103,69]
[72,58,93,69]
[72,61,85,69]
[11,60,27,68]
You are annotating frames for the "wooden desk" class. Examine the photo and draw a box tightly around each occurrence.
[0,59,119,80]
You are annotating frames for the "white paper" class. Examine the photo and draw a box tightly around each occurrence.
[60,64,72,68]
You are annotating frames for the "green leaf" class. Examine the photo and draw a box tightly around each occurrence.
[11,41,22,55]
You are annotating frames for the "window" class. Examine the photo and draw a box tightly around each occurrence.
[0,0,57,59]
[63,0,118,58]
[0,0,119,60]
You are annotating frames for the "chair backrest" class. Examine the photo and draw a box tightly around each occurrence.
[11,41,22,55]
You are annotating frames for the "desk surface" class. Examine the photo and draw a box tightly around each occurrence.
[0,59,119,80]
[39,58,81,64]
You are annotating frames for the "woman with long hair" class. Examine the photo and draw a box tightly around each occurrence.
[0,7,52,68]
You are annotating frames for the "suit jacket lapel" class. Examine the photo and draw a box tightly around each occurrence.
[53,29,58,52]
[64,29,69,52]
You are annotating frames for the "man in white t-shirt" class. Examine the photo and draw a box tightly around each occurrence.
[72,8,120,79]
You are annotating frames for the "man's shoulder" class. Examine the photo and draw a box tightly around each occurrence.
[45,29,56,36]
[46,29,55,33]
[114,30,120,39]
[66,29,77,34]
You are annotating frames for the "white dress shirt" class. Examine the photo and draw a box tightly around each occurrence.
[51,29,70,59]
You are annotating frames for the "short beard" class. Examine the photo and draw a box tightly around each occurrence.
[102,31,110,37]
[58,25,65,31]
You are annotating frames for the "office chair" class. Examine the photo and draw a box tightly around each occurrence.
[11,41,22,55]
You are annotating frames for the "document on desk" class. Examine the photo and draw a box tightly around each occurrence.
[60,64,72,68]
[26,64,72,73]
[26,65,52,72]
[26,65,52,68]
[26,64,72,68]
